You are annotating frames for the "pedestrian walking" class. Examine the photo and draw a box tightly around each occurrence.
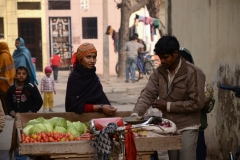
[0,42,15,114]
[50,49,61,83]
[131,35,206,160]
[122,35,144,83]
[65,43,117,115]
[179,47,215,160]
[12,37,38,85]
[41,66,56,112]
[5,66,43,160]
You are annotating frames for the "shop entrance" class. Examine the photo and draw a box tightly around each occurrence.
[18,18,42,71]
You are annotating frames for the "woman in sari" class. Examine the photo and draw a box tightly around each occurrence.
[65,43,117,115]
[0,42,15,114]
[12,37,38,85]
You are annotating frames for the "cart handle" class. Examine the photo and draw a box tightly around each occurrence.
[17,128,22,143]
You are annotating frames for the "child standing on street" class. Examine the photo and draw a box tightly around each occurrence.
[6,66,43,160]
[5,66,43,118]
[41,66,56,112]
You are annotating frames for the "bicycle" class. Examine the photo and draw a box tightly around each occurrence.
[115,52,154,81]
[229,147,240,160]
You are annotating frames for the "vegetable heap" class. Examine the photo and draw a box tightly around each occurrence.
[21,117,90,143]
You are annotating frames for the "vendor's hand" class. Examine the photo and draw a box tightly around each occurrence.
[54,91,56,94]
[11,112,16,118]
[102,105,117,115]
[151,99,167,111]
[130,113,139,117]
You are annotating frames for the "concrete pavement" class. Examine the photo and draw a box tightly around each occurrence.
[0,70,149,159]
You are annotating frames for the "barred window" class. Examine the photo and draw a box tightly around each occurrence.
[0,18,4,39]
[48,0,70,10]
[17,2,41,10]
[82,17,98,39]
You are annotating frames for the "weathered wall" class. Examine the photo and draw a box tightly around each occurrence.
[0,0,47,71]
[169,0,240,159]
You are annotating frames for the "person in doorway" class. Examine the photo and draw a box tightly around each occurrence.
[0,42,15,114]
[179,47,215,160]
[12,37,38,85]
[65,43,117,115]
[6,66,43,160]
[131,35,206,160]
[41,66,56,112]
[122,35,144,83]
[50,49,61,83]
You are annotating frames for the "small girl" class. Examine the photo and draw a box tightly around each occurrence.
[41,66,56,112]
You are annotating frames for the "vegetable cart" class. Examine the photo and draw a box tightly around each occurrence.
[14,111,181,160]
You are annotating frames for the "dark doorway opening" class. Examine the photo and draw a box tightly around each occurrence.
[18,18,42,71]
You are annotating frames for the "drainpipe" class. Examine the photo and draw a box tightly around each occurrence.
[103,0,109,79]
[167,0,172,35]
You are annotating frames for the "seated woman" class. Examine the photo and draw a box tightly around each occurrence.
[65,43,117,115]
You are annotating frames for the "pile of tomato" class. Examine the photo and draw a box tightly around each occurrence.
[21,131,91,143]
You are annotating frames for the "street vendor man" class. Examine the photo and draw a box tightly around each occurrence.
[131,35,205,160]
[65,42,117,115]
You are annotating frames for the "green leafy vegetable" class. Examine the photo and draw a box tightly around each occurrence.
[43,123,53,132]
[26,119,40,126]
[67,126,79,136]
[49,117,67,128]
[73,121,86,135]
[23,125,33,135]
[54,126,67,134]
[29,124,47,134]
[66,120,73,127]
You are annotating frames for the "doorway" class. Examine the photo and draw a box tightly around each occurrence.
[18,18,42,71]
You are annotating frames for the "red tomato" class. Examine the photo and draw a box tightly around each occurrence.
[49,137,54,142]
[21,136,25,141]
[53,135,57,140]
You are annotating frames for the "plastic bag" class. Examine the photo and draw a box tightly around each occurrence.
[143,106,162,118]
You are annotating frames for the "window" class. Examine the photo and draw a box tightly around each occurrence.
[48,0,70,10]
[82,17,98,39]
[0,18,4,39]
[17,2,41,10]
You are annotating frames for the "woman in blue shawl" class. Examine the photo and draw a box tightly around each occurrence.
[12,37,38,85]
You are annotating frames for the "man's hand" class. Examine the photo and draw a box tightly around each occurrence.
[11,112,16,118]
[151,99,167,111]
[54,91,56,94]
[102,105,117,116]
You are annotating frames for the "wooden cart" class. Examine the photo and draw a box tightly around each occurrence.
[15,112,182,160]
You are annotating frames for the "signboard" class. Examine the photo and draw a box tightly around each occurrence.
[49,17,72,69]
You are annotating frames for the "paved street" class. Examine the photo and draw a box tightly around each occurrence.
[0,71,149,159]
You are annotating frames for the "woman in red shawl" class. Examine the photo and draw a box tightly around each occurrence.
[65,43,117,115]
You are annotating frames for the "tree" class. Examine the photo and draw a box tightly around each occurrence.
[146,0,166,36]
[115,0,164,78]
[116,0,149,78]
